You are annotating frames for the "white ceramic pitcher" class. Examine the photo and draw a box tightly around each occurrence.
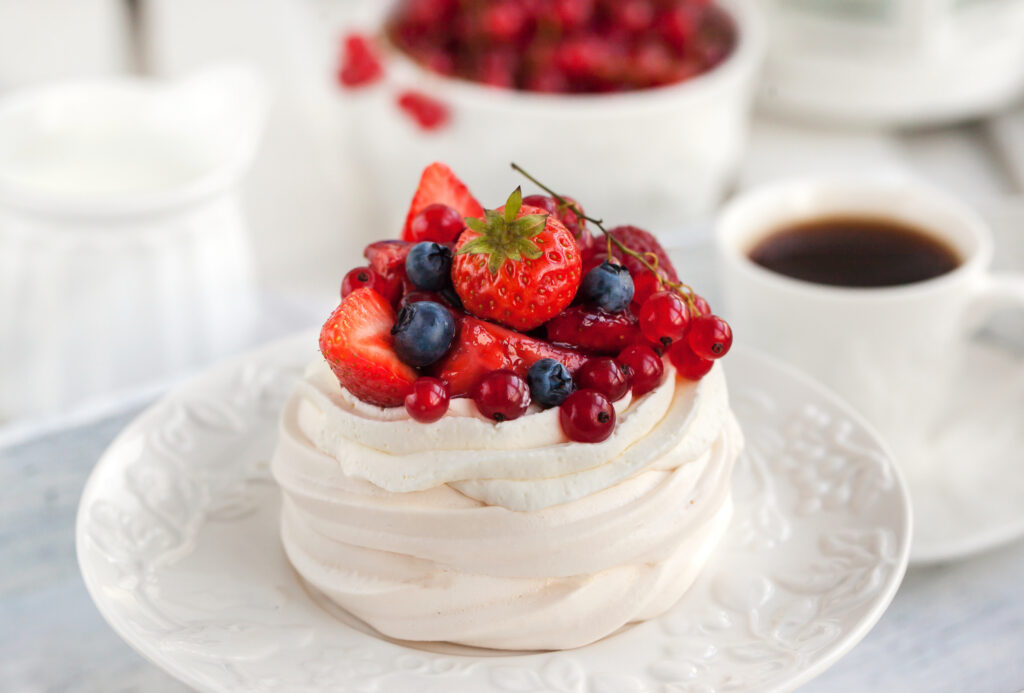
[0,65,268,419]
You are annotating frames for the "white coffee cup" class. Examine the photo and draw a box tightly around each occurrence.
[716,178,1024,471]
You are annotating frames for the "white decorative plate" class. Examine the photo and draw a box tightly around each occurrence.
[77,335,911,693]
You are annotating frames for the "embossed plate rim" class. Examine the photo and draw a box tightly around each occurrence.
[76,335,911,693]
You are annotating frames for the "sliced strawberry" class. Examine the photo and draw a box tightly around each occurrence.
[319,288,417,407]
[546,305,642,355]
[432,315,589,396]
[402,163,485,241]
[608,225,679,282]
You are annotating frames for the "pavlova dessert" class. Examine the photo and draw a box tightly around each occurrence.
[272,163,741,650]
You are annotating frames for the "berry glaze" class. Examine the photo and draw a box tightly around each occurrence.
[319,161,733,443]
[384,0,737,95]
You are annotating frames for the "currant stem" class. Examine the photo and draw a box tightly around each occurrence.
[510,162,703,315]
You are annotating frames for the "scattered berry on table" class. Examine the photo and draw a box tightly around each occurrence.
[397,90,450,131]
[527,358,576,408]
[638,291,690,346]
[579,261,635,313]
[406,242,454,291]
[338,34,383,88]
[617,343,664,397]
[560,390,616,443]
[405,376,451,422]
[473,369,532,422]
[320,288,417,408]
[687,314,733,359]
[577,357,631,402]
[391,301,456,368]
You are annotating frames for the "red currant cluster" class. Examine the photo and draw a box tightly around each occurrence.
[386,0,736,94]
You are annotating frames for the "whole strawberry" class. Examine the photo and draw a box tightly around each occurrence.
[453,187,581,331]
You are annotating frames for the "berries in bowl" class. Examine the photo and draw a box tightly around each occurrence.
[332,0,764,232]
[274,162,744,650]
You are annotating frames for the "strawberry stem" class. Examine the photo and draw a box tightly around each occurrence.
[510,162,703,315]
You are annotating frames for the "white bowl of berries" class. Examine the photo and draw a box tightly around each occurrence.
[334,0,764,234]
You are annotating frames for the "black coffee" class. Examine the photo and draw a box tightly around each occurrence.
[748,217,960,288]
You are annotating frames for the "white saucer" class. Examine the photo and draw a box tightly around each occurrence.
[908,339,1024,564]
[77,336,910,693]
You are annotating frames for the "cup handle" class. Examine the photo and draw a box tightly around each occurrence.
[976,272,1024,308]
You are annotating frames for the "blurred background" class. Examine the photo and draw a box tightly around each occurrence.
[0,0,1022,425]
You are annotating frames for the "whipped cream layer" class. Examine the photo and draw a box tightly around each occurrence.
[272,359,742,650]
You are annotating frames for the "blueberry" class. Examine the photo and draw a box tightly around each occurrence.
[406,242,453,291]
[391,301,456,368]
[526,358,575,408]
[579,261,634,312]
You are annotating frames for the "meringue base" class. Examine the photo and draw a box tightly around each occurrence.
[276,415,740,651]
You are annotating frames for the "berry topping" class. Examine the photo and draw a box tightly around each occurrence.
[363,240,412,304]
[407,203,467,244]
[341,266,385,299]
[433,315,589,397]
[406,242,454,292]
[617,343,664,397]
[521,193,593,254]
[545,306,641,354]
[473,369,531,422]
[577,357,631,402]
[526,358,575,408]
[453,188,582,331]
[668,340,714,380]
[608,226,679,282]
[687,314,733,360]
[630,270,662,309]
[579,261,635,313]
[692,294,711,318]
[397,90,450,131]
[391,300,456,368]
[338,34,383,88]
[402,163,485,241]
[405,377,451,423]
[320,288,417,408]
[559,390,616,443]
[638,291,690,346]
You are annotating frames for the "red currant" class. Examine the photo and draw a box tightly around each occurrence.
[692,294,711,318]
[559,390,616,443]
[638,291,690,346]
[341,266,384,299]
[473,369,531,422]
[613,0,655,33]
[408,203,465,243]
[405,377,450,422]
[617,344,664,396]
[482,2,527,41]
[577,357,631,402]
[668,340,713,380]
[687,315,733,360]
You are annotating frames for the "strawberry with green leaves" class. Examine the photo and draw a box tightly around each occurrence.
[453,187,582,331]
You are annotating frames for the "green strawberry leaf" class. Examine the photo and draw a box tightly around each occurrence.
[456,187,549,276]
